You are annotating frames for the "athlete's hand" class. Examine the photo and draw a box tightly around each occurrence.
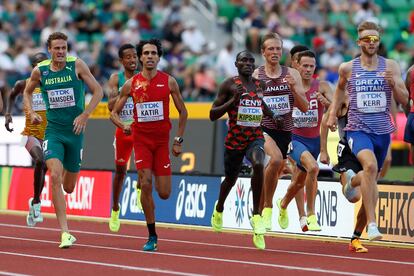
[123,125,131,135]
[30,112,42,125]
[172,143,182,157]
[316,91,330,108]
[73,112,89,135]
[5,114,13,132]
[326,113,337,132]
[384,70,395,89]
[285,73,296,89]
[319,151,330,165]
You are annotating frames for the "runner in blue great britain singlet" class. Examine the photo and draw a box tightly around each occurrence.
[345,56,394,169]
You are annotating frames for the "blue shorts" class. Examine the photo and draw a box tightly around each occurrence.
[288,134,320,171]
[404,113,414,144]
[346,131,390,170]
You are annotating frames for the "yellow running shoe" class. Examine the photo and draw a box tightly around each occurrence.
[109,206,120,232]
[211,201,223,232]
[253,233,265,250]
[307,214,321,231]
[349,238,368,253]
[277,199,289,229]
[261,207,272,231]
[250,214,266,235]
[136,186,143,211]
[59,232,76,249]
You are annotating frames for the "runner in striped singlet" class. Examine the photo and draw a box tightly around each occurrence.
[252,33,308,231]
[210,51,277,250]
[5,53,48,227]
[277,50,333,232]
[107,44,140,232]
[404,65,414,180]
[327,21,409,241]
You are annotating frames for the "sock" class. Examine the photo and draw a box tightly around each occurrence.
[147,223,157,237]
[351,231,362,242]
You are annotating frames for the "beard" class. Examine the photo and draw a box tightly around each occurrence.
[360,45,378,57]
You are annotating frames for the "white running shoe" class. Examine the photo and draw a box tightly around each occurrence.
[27,198,43,227]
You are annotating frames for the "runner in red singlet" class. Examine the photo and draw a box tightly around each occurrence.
[110,39,187,251]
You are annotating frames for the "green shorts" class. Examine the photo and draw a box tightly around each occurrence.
[43,127,84,172]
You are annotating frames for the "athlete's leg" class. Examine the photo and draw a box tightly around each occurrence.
[261,135,284,209]
[28,144,46,204]
[300,152,319,216]
[47,158,68,233]
[140,168,155,223]
[281,166,306,209]
[379,144,392,179]
[112,165,127,211]
[248,144,265,215]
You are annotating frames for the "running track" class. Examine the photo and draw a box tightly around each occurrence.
[0,212,413,275]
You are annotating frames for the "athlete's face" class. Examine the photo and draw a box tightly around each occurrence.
[297,56,316,80]
[357,30,380,57]
[261,38,282,66]
[48,39,67,63]
[235,52,255,76]
[140,44,159,70]
[120,48,138,72]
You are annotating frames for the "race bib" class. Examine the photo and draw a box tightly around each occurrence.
[236,106,263,127]
[292,107,318,128]
[32,92,46,111]
[356,91,386,113]
[136,101,164,122]
[47,88,75,109]
[263,95,290,115]
[337,142,345,157]
[119,97,134,124]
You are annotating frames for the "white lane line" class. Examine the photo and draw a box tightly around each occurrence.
[0,235,374,276]
[0,251,206,276]
[0,223,412,267]
[0,271,30,276]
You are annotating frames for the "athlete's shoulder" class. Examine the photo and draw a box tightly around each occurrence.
[37,59,51,67]
[66,56,77,62]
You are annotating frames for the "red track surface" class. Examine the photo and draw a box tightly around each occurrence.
[0,212,413,275]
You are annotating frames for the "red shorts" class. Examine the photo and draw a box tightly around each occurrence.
[114,127,134,166]
[132,129,171,176]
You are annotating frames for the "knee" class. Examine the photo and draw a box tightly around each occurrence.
[140,179,153,194]
[268,157,283,170]
[158,190,170,200]
[63,185,75,194]
[50,172,62,188]
[307,163,319,177]
[364,162,378,177]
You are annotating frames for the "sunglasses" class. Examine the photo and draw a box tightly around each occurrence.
[359,35,380,43]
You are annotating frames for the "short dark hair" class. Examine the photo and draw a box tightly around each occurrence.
[297,50,316,63]
[290,45,309,57]
[47,32,68,48]
[118,43,136,58]
[30,52,48,67]
[236,50,252,61]
[136,39,163,65]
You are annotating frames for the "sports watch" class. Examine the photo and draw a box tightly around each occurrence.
[174,136,184,144]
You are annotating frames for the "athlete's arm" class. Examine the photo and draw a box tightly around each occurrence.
[74,58,103,135]
[23,67,42,125]
[327,61,350,131]
[317,81,333,109]
[319,112,330,165]
[210,78,237,121]
[385,59,409,107]
[107,73,119,112]
[110,78,131,130]
[169,75,187,138]
[403,65,413,114]
[169,76,188,157]
[287,67,308,112]
[5,79,26,132]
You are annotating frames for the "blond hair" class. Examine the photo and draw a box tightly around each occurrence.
[261,33,283,50]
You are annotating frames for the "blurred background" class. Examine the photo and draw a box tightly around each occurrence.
[0,0,413,181]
